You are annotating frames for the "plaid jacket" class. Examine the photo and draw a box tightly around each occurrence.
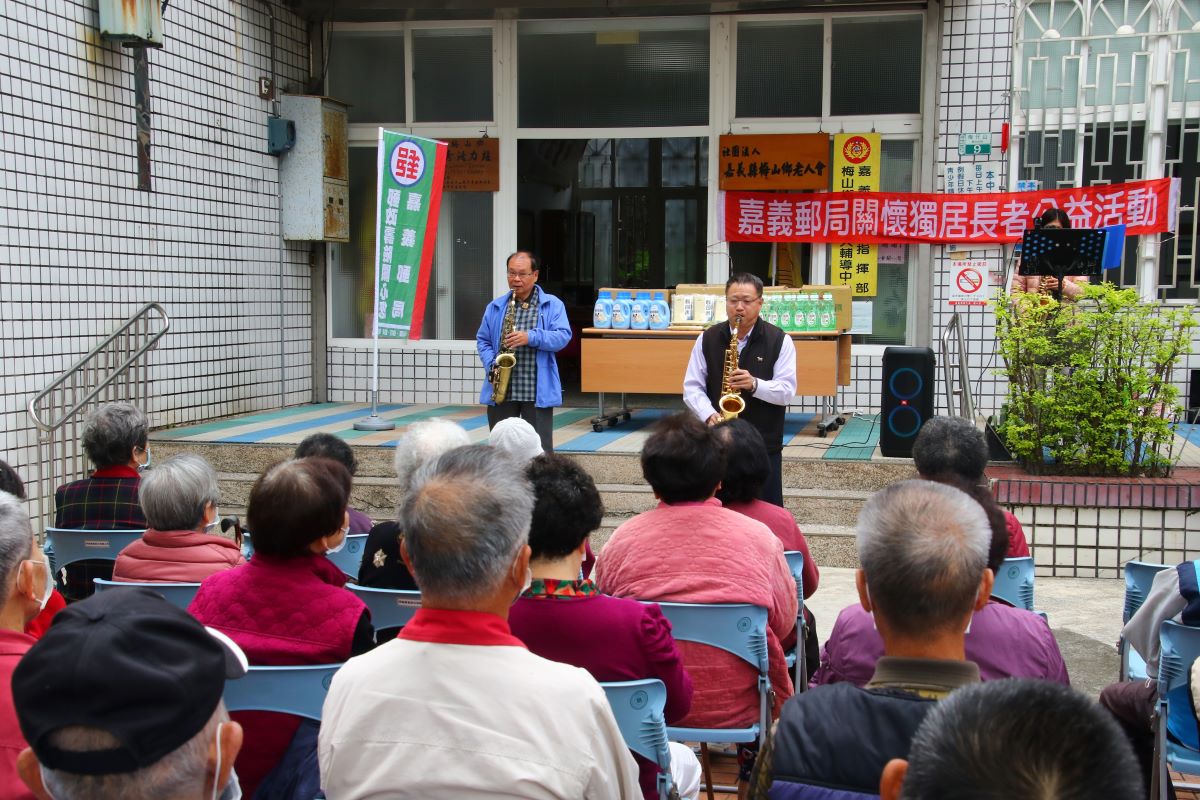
[53,465,146,530]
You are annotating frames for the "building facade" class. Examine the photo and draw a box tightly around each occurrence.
[1,0,1197,520]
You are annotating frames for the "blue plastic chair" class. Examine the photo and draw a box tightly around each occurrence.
[326,534,368,579]
[653,602,771,797]
[222,664,343,722]
[347,584,421,634]
[601,679,675,800]
[991,556,1035,612]
[1121,561,1169,681]
[782,550,807,692]
[45,527,145,574]
[93,578,200,611]
[1154,621,1200,798]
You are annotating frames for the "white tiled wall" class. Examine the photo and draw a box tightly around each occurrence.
[0,1,312,516]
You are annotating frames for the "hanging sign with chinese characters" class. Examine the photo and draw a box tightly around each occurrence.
[832,133,881,297]
[944,162,1003,194]
[373,129,448,341]
[443,137,499,192]
[721,177,1179,244]
[718,134,829,190]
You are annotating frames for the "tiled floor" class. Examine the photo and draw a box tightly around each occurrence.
[153,402,888,461]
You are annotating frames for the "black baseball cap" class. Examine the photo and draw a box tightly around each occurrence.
[12,587,247,775]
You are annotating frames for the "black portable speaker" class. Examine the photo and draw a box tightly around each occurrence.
[880,346,936,458]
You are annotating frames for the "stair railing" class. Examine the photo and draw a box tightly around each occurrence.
[26,303,170,535]
[939,311,977,420]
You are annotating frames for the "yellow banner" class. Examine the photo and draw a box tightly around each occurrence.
[832,133,881,297]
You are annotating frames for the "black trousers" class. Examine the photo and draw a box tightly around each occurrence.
[761,449,784,507]
[487,402,554,453]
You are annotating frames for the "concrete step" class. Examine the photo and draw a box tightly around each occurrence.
[595,483,869,528]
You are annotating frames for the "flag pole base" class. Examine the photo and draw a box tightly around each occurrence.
[353,414,396,432]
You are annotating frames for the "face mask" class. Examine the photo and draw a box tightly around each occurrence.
[325,526,350,555]
[212,723,243,800]
[205,508,221,534]
[137,447,152,472]
[27,557,52,612]
[522,565,533,594]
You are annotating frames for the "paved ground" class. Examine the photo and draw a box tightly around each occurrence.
[806,567,1123,697]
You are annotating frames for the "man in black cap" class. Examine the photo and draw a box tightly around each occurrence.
[11,588,247,800]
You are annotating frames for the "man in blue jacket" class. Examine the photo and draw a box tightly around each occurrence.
[476,252,572,453]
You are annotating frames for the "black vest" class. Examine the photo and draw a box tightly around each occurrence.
[701,320,788,452]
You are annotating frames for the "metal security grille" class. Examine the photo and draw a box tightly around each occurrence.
[1013,0,1200,298]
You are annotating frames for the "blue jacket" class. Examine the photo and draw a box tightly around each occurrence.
[476,288,572,407]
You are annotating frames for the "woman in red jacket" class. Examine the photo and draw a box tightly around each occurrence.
[112,453,244,583]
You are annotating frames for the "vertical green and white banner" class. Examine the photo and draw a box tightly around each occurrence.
[372,129,448,341]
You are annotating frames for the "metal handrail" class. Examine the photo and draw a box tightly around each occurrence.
[26,303,170,535]
[939,312,976,419]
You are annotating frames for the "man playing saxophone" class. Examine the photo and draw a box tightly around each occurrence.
[476,251,572,453]
[683,273,797,506]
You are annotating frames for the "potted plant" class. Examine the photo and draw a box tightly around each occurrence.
[994,283,1195,477]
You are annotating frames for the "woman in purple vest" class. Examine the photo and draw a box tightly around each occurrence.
[189,458,373,799]
[508,454,698,800]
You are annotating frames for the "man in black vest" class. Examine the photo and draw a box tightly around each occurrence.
[683,273,797,506]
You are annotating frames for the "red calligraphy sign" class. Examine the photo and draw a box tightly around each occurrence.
[721,178,1179,244]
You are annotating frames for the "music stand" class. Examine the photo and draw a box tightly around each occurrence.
[1018,229,1107,302]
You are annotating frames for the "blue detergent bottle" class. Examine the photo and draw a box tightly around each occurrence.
[648,291,671,329]
[611,291,632,329]
[631,291,650,330]
[593,290,613,328]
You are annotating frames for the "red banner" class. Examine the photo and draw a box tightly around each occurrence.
[722,178,1179,245]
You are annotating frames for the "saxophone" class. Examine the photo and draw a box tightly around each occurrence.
[718,315,747,420]
[489,296,518,404]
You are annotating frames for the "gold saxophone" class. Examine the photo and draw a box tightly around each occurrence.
[718,315,747,420]
[489,296,518,404]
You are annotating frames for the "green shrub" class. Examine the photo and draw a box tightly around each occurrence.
[994,283,1195,476]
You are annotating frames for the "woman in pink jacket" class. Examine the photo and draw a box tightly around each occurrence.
[596,412,797,793]
[113,453,244,583]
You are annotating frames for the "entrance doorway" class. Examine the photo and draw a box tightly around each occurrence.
[516,137,709,394]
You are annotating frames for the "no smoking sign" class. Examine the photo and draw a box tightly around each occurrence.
[947,260,990,306]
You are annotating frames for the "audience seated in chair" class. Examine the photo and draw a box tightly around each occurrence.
[751,480,993,800]
[319,445,640,799]
[295,433,374,536]
[1100,557,1200,791]
[813,476,1068,687]
[0,492,55,800]
[357,418,470,590]
[596,412,797,793]
[508,453,700,800]
[912,416,1029,558]
[714,418,819,679]
[0,462,65,639]
[189,457,372,799]
[112,453,244,583]
[11,588,247,800]
[52,402,150,599]
[880,679,1143,800]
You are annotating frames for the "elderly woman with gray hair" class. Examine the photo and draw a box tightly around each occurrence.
[357,418,471,588]
[112,453,245,583]
[52,402,151,599]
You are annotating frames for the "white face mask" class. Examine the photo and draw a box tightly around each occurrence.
[325,525,350,555]
[27,556,53,612]
[205,508,221,534]
[522,565,533,594]
[212,723,243,800]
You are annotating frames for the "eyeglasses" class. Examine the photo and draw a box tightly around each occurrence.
[507,271,534,279]
[726,295,762,307]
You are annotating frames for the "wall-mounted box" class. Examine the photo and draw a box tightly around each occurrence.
[98,0,164,46]
[279,95,350,243]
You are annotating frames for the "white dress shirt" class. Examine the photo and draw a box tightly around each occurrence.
[682,322,798,422]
